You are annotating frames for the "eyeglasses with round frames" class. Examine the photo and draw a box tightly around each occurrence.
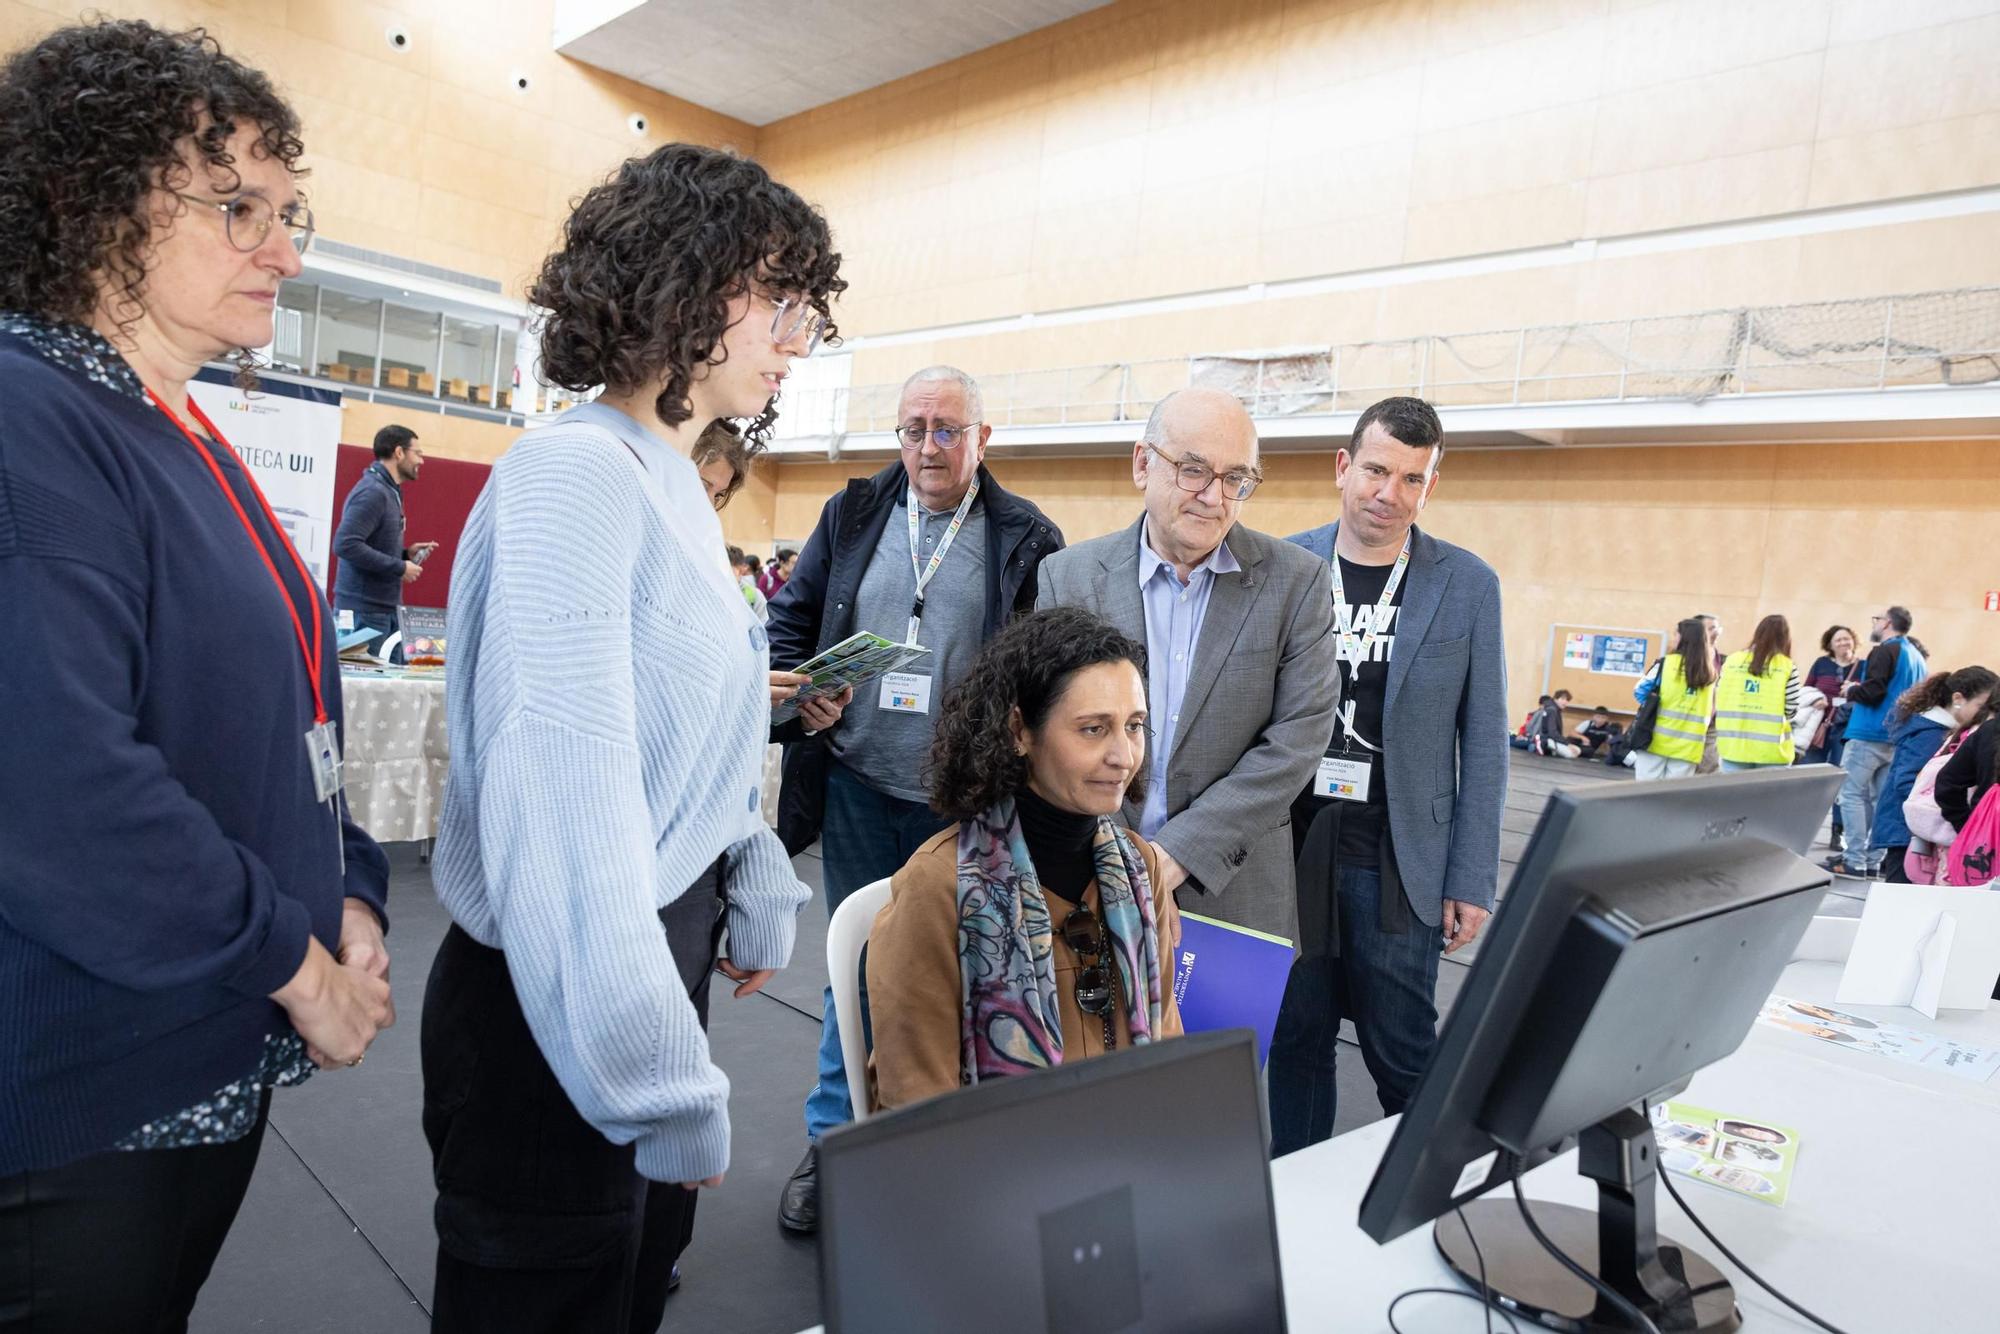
[1144,441,1260,501]
[896,421,982,450]
[172,191,314,255]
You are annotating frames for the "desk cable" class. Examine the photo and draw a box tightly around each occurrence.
[1654,1168,1850,1334]
[1385,1206,1522,1334]
[1506,1161,1666,1334]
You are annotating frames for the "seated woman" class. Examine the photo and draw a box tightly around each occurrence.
[867,607,1183,1112]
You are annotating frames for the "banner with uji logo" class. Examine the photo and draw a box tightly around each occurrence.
[189,370,344,587]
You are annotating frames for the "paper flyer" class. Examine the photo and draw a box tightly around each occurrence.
[771,631,932,724]
[1169,912,1294,1066]
[1651,1101,1798,1208]
[1755,995,2000,1084]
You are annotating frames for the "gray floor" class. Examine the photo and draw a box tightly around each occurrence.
[190,751,1842,1332]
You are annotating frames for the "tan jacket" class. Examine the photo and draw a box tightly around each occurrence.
[866,824,1184,1114]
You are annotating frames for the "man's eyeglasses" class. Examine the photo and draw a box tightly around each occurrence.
[767,294,826,354]
[897,421,981,450]
[1145,442,1260,501]
[173,191,314,255]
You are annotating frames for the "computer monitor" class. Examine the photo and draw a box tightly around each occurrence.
[1358,766,1845,1333]
[818,1030,1286,1334]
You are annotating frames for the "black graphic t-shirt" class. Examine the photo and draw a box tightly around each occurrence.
[1325,555,1404,867]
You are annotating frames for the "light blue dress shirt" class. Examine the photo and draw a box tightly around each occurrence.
[1136,518,1241,839]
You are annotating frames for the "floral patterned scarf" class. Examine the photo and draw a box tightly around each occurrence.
[955,797,1163,1084]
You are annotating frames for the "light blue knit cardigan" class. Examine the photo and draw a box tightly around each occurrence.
[435,404,808,1184]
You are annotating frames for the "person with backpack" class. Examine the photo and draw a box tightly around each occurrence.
[1936,695,2000,888]
[1633,618,1717,782]
[1514,689,1579,757]
[1872,667,1996,882]
[1715,615,1801,771]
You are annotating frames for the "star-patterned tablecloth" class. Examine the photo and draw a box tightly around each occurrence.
[340,672,449,844]
[339,671,785,844]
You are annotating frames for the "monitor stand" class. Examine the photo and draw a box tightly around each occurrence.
[1434,1109,1740,1333]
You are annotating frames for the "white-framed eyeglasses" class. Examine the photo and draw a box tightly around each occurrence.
[897,421,982,449]
[768,294,826,354]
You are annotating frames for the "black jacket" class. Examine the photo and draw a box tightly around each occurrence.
[766,462,1063,852]
[1937,721,1999,832]
[332,461,408,612]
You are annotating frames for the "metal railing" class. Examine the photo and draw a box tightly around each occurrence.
[775,286,2000,439]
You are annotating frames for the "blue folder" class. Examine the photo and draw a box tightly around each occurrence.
[1169,912,1294,1066]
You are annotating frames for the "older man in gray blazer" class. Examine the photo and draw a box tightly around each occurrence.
[1267,396,1507,1155]
[1035,388,1336,943]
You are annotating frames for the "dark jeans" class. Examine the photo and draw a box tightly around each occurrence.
[422,861,725,1334]
[1266,865,1442,1157]
[340,602,403,664]
[0,1092,268,1333]
[805,759,950,1139]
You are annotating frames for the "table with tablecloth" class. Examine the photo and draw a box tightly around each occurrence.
[341,669,785,844]
[340,670,449,844]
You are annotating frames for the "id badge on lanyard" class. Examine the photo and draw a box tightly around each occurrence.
[905,476,980,645]
[1321,535,1410,802]
[149,389,346,872]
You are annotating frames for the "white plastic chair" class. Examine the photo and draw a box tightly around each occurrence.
[826,877,892,1122]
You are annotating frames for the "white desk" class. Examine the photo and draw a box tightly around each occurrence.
[799,963,2000,1333]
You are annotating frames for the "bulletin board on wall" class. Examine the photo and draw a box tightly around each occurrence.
[1542,624,1666,717]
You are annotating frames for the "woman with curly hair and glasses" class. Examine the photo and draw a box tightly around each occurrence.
[0,19,394,1330]
[423,142,841,1331]
[865,607,1183,1114]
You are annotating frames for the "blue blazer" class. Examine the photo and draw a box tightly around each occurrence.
[1287,522,1509,923]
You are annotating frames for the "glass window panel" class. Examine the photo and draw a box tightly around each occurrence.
[497,328,520,411]
[272,281,316,374]
[380,303,440,394]
[316,290,381,386]
[441,317,498,404]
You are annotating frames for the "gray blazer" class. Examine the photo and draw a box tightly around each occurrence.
[1288,522,1508,924]
[1036,517,1337,943]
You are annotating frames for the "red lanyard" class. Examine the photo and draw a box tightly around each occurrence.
[147,388,328,726]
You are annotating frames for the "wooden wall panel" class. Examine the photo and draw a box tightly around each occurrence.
[758,436,2000,723]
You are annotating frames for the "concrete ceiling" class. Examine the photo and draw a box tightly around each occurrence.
[554,0,1112,126]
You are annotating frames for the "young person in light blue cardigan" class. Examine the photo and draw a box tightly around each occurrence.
[424,143,845,1334]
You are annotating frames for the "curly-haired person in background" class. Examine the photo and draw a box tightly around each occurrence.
[423,142,842,1333]
[0,20,395,1331]
[865,607,1183,1114]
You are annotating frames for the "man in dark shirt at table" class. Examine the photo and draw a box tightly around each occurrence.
[334,423,435,663]
[1269,396,1508,1154]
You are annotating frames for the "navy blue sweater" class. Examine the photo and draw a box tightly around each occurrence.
[332,460,407,613]
[0,330,388,1173]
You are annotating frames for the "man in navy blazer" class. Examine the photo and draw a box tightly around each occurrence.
[1267,396,1508,1154]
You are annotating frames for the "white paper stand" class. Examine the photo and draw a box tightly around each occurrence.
[1835,883,2000,1018]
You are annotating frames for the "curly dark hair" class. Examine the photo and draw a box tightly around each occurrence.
[0,19,304,353]
[927,608,1150,820]
[530,144,844,453]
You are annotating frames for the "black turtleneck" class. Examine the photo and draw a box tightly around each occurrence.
[1017,785,1099,903]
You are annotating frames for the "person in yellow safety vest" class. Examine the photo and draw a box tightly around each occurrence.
[1717,614,1802,771]
[1636,616,1718,782]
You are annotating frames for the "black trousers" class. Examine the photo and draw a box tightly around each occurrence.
[0,1091,269,1333]
[423,860,726,1334]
